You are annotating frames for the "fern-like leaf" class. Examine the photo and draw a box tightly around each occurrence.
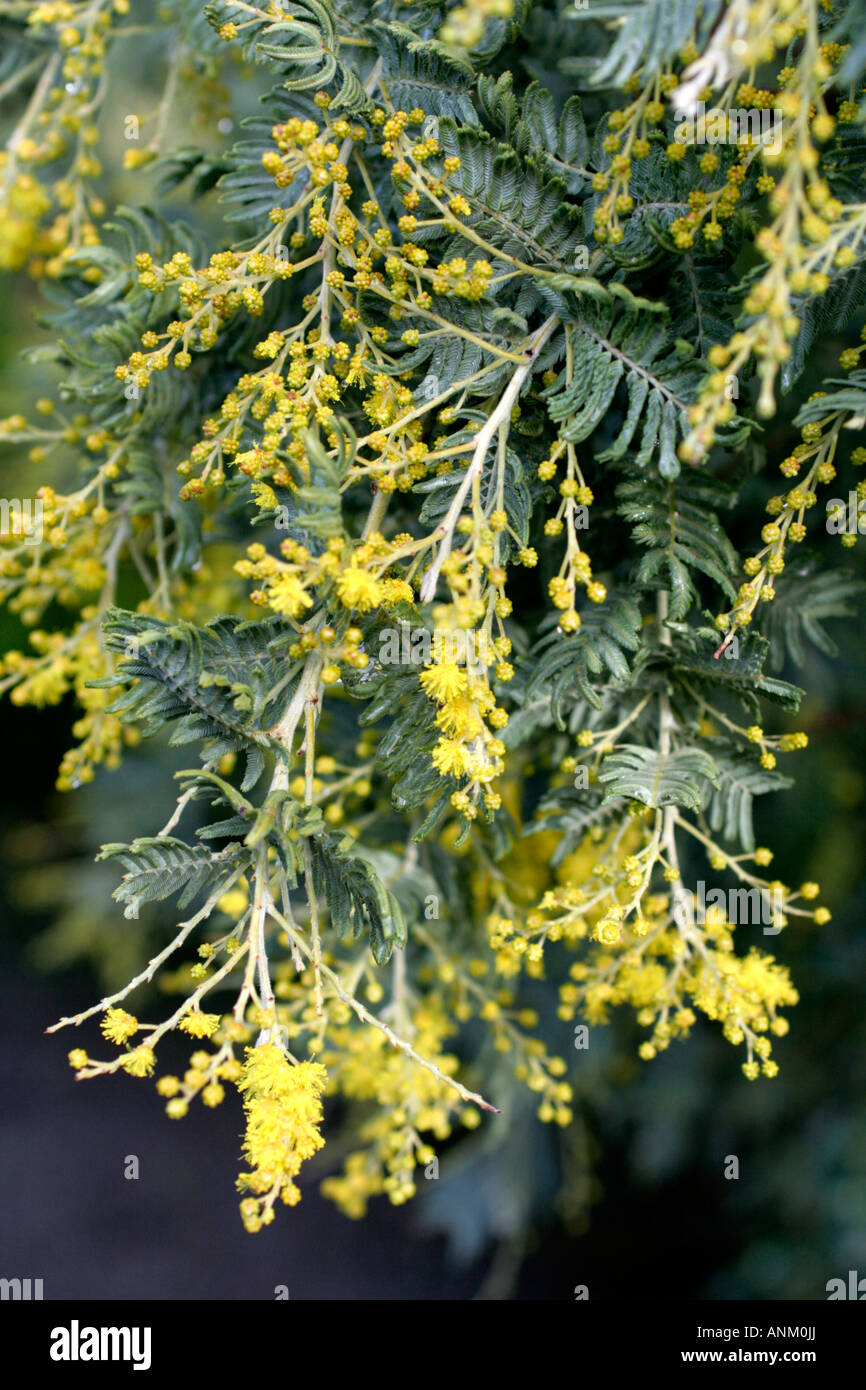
[617,470,738,618]
[542,301,711,476]
[96,610,291,786]
[99,837,249,920]
[701,745,792,852]
[598,743,719,810]
[527,596,642,719]
[583,0,724,88]
[759,566,865,670]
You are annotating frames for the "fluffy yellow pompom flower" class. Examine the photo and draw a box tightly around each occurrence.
[119,1045,156,1077]
[178,1010,222,1039]
[267,572,313,618]
[380,577,415,605]
[100,1007,139,1045]
[419,661,468,702]
[431,737,473,777]
[336,566,382,611]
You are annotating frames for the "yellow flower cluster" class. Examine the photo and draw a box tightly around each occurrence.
[0,484,106,622]
[592,69,680,246]
[541,432,604,629]
[237,1045,328,1231]
[320,997,473,1216]
[0,471,184,787]
[0,174,53,273]
[113,103,513,511]
[506,803,824,1077]
[3,625,134,789]
[421,652,509,808]
[0,0,120,276]
[677,15,863,460]
[237,534,412,631]
[714,411,844,649]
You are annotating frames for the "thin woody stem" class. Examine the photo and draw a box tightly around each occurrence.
[252,846,277,1040]
[46,869,246,1033]
[420,315,558,602]
[267,902,499,1113]
[74,942,250,1078]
